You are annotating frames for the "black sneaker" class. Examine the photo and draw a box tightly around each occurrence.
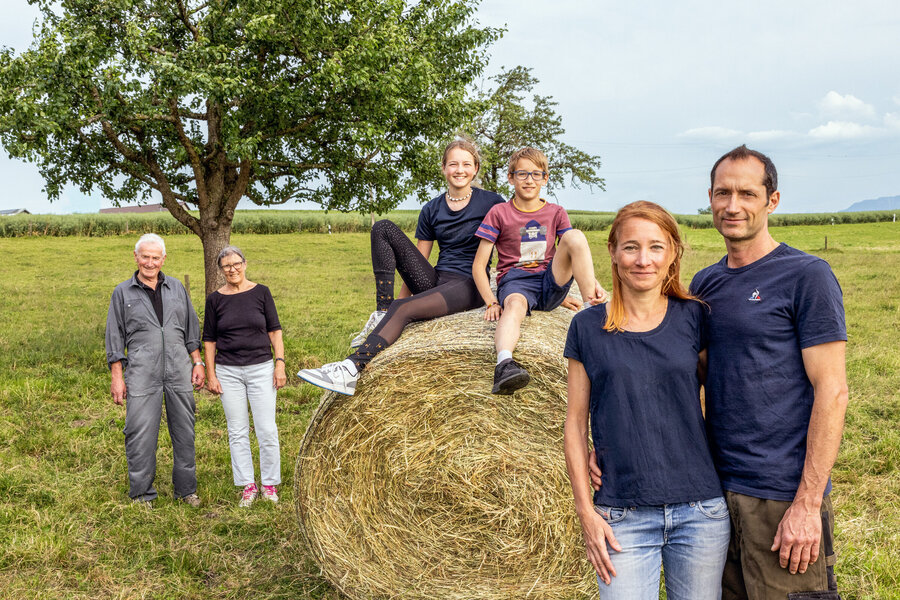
[492,358,530,394]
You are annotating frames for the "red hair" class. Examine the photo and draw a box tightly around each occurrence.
[604,201,697,332]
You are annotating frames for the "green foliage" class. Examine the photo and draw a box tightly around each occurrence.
[3,209,896,238]
[468,66,604,198]
[0,0,499,214]
[677,211,899,230]
[0,210,422,237]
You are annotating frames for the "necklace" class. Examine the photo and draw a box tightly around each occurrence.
[446,190,473,203]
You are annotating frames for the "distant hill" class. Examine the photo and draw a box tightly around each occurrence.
[841,195,900,212]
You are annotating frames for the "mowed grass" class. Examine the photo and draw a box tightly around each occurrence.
[1,222,898,599]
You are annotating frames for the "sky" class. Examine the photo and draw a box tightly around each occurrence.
[2,0,899,215]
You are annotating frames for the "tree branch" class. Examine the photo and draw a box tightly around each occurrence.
[259,113,322,141]
[224,159,252,215]
[255,160,334,170]
[168,97,209,209]
[148,46,178,58]
[106,160,193,202]
[175,0,200,42]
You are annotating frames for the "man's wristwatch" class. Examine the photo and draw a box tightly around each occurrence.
[193,361,205,368]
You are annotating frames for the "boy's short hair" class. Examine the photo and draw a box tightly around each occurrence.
[508,147,549,174]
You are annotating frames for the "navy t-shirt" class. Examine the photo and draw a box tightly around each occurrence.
[690,243,846,501]
[415,187,505,277]
[203,284,282,366]
[564,298,722,506]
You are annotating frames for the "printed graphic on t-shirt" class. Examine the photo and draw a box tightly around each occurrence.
[517,220,548,268]
[748,288,762,302]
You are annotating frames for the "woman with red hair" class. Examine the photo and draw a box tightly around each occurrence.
[564,201,728,598]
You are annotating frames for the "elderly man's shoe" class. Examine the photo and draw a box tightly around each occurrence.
[179,493,201,508]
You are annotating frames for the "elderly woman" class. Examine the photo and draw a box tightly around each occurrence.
[203,246,286,507]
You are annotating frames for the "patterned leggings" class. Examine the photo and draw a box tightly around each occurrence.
[350,220,482,371]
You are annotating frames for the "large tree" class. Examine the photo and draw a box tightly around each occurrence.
[0,0,498,293]
[472,66,604,199]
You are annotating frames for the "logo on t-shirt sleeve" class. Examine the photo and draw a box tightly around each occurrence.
[517,220,548,268]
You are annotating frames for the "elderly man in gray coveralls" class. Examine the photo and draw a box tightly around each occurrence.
[105,233,205,507]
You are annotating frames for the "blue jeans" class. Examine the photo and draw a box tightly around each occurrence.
[595,497,730,600]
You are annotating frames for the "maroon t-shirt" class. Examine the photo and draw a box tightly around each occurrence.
[475,199,572,282]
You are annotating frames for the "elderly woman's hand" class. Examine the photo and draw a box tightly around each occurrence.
[207,375,223,395]
[273,361,287,390]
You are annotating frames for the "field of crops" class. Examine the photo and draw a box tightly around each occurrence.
[1,207,896,237]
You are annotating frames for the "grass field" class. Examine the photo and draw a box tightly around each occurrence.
[1,222,898,599]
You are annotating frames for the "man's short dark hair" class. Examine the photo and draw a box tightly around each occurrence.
[710,145,778,199]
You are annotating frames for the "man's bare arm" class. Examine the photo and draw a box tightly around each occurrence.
[772,340,848,574]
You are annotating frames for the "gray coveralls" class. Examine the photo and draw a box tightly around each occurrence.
[105,272,201,501]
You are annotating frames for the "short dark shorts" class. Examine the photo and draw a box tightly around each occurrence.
[497,263,573,314]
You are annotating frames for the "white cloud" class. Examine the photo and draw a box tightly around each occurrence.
[893,95,900,106]
[747,129,798,142]
[885,112,900,131]
[807,121,883,140]
[819,91,877,121]
[678,126,742,140]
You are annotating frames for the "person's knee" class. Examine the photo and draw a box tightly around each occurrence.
[371,219,399,238]
[227,422,250,439]
[560,228,588,253]
[253,418,279,440]
[503,294,529,313]
[390,294,433,322]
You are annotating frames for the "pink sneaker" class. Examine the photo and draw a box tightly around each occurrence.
[261,485,279,504]
[239,483,258,508]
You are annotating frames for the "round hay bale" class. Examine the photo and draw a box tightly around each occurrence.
[295,306,594,599]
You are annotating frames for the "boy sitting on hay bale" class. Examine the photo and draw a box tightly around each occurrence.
[473,147,606,394]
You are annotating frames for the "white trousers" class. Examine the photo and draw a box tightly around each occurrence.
[215,362,281,486]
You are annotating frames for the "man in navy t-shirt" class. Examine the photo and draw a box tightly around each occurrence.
[693,146,847,599]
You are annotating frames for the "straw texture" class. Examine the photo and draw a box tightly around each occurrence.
[295,304,594,599]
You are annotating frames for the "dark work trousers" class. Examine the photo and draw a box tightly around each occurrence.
[124,385,197,501]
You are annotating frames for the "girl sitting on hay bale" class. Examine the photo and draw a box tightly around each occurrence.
[564,201,728,599]
[298,138,506,396]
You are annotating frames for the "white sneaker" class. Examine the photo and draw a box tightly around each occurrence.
[239,483,258,508]
[350,310,386,348]
[298,359,359,395]
[261,485,279,504]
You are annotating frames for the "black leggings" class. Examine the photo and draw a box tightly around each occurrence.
[350,220,483,371]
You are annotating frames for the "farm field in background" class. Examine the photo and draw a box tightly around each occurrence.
[1,208,897,237]
[1,222,898,599]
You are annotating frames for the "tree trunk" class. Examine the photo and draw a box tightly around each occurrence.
[200,224,231,297]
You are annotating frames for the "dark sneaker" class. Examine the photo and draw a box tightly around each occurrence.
[492,358,530,394]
